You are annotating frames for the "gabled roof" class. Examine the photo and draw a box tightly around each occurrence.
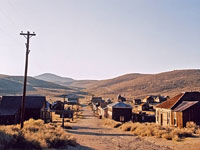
[67,97,78,103]
[108,102,132,108]
[91,97,104,103]
[156,92,200,109]
[156,93,184,109]
[139,102,149,106]
[173,101,199,112]
[0,96,46,115]
[99,102,107,109]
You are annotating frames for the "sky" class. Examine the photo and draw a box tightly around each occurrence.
[0,0,200,80]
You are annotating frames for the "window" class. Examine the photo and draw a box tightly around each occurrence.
[167,112,170,125]
[157,111,159,123]
[174,112,177,126]
[120,116,124,122]
[174,118,177,126]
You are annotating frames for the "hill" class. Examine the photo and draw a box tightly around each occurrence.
[85,69,200,98]
[2,69,200,98]
[0,75,72,95]
[35,73,74,85]
[35,73,97,88]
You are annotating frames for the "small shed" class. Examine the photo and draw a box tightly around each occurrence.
[91,97,104,111]
[154,96,168,103]
[142,96,155,103]
[133,99,142,105]
[138,102,150,111]
[173,101,200,127]
[132,112,155,123]
[97,102,108,118]
[107,102,132,122]
[67,97,79,105]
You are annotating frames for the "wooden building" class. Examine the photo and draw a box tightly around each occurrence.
[91,97,104,111]
[67,97,79,105]
[107,102,132,122]
[132,112,155,123]
[133,99,141,105]
[97,102,108,119]
[154,96,168,103]
[142,96,155,103]
[0,96,51,125]
[156,92,200,128]
[138,102,150,111]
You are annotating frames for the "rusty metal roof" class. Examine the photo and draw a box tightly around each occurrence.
[173,101,199,112]
[156,92,200,109]
[156,93,184,109]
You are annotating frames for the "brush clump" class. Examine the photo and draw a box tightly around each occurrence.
[0,119,77,149]
[119,121,199,141]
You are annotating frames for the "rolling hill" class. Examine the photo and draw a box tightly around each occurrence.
[34,73,97,88]
[35,73,74,85]
[0,75,72,95]
[2,69,200,98]
[84,69,200,98]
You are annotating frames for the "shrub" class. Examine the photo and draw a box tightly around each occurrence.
[119,122,198,141]
[103,119,122,128]
[0,119,77,149]
[119,122,132,131]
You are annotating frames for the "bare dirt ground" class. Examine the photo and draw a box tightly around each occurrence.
[67,105,171,150]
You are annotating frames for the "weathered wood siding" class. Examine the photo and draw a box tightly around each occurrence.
[156,108,171,126]
[182,104,200,127]
[112,108,132,122]
[176,112,183,128]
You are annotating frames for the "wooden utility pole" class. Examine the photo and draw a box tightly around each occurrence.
[20,31,36,129]
[61,95,67,128]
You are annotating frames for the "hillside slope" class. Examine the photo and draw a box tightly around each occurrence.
[35,73,74,85]
[35,73,97,88]
[0,75,71,95]
[85,69,200,98]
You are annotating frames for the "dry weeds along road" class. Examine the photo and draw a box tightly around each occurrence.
[67,106,170,150]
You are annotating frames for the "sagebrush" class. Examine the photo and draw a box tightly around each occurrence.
[0,119,76,149]
[119,121,200,141]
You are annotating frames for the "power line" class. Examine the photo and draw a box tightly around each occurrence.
[20,31,36,129]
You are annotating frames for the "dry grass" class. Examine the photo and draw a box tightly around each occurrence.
[119,122,199,141]
[0,119,77,149]
[186,122,200,135]
[103,119,122,128]
[86,70,200,99]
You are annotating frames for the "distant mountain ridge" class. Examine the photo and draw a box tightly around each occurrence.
[1,69,200,98]
[0,75,71,95]
[35,73,74,85]
[34,73,97,88]
[84,69,200,98]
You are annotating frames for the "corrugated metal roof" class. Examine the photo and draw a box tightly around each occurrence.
[173,101,199,112]
[107,102,132,108]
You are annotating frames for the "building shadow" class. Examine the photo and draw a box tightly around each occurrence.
[67,130,133,137]
[70,126,110,130]
[69,144,94,150]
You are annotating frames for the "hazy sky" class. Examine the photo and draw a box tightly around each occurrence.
[0,0,200,80]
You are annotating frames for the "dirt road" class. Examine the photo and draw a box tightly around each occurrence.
[67,105,171,150]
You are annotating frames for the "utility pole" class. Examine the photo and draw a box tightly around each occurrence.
[61,95,67,128]
[20,31,36,129]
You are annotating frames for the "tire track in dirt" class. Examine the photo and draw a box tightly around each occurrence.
[67,105,171,150]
